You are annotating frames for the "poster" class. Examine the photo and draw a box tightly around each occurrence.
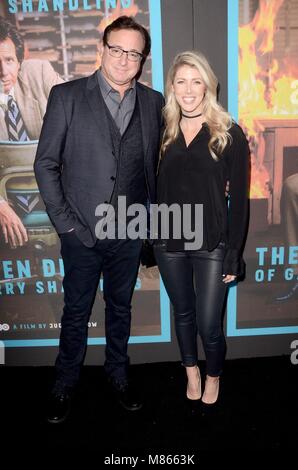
[227,0,298,336]
[0,0,170,347]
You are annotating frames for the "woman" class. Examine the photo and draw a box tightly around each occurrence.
[154,51,249,405]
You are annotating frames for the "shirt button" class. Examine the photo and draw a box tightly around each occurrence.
[110,176,116,181]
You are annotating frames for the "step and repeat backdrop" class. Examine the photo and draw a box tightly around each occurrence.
[0,0,297,364]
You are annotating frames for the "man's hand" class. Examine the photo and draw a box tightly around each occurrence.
[0,201,28,247]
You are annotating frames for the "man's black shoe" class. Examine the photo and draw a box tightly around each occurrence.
[46,391,72,424]
[110,380,143,411]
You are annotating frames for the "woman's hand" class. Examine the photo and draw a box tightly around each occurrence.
[222,274,236,284]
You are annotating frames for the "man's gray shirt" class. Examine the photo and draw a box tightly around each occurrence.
[97,69,136,135]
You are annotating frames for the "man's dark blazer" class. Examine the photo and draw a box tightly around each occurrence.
[34,71,164,247]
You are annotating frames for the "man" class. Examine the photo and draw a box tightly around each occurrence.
[0,16,63,247]
[34,16,164,423]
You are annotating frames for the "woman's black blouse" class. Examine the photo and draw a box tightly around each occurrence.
[156,122,250,276]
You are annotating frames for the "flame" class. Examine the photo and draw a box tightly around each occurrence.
[238,0,298,198]
[253,0,284,53]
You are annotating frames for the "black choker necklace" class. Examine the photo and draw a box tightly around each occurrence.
[181,112,202,118]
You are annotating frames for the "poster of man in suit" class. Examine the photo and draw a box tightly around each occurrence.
[0,0,167,346]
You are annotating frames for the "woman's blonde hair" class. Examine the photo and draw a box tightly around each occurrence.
[161,51,233,160]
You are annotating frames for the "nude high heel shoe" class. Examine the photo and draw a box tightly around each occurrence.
[186,366,202,401]
[202,375,220,405]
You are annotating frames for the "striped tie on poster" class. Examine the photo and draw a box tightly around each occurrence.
[5,96,29,141]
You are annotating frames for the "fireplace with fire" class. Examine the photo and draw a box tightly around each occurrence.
[239,0,298,228]
[235,0,298,331]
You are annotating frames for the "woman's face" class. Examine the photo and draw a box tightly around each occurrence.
[172,64,206,115]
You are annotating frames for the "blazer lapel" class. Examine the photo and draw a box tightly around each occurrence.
[136,84,150,159]
[0,111,8,140]
[85,71,113,153]
[15,78,42,140]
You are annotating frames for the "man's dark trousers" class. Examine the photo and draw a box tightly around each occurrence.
[54,231,143,391]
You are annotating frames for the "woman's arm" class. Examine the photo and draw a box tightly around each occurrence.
[223,124,250,277]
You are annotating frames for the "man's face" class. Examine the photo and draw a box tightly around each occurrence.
[0,38,20,94]
[101,29,144,90]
